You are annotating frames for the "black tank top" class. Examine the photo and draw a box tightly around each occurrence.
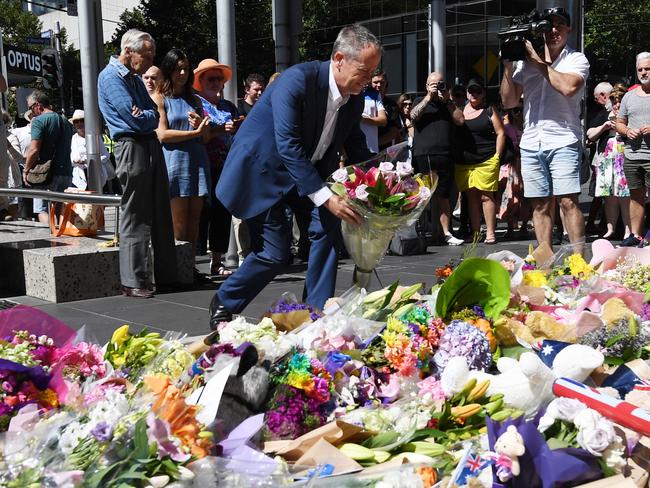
[456,107,497,164]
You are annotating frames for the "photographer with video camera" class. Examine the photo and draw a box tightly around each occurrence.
[500,7,589,250]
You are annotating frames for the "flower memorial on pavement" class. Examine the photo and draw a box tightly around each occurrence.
[1,239,650,487]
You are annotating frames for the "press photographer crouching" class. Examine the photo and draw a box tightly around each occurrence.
[500,7,590,250]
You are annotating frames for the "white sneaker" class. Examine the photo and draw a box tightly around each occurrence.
[445,233,464,246]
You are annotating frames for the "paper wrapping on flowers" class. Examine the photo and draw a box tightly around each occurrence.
[328,142,437,287]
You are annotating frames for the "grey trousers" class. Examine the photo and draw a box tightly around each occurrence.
[114,136,177,288]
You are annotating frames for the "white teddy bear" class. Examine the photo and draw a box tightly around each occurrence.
[441,344,604,417]
[492,425,526,482]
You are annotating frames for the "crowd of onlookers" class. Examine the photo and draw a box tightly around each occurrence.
[1,13,650,302]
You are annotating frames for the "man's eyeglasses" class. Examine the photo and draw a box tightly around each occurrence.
[28,102,38,111]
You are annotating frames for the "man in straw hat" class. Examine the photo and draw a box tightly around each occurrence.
[209,24,381,329]
[98,29,178,299]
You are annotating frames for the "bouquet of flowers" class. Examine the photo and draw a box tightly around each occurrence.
[328,142,437,288]
[264,351,335,439]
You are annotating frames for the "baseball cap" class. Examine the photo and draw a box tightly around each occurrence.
[466,78,485,91]
[543,7,571,27]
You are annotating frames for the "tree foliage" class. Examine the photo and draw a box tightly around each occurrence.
[584,0,650,81]
[0,0,42,48]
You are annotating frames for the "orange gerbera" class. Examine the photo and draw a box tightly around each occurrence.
[144,376,213,458]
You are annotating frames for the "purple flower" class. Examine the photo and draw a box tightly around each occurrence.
[434,320,492,372]
[146,413,191,462]
[641,303,650,322]
[90,421,113,442]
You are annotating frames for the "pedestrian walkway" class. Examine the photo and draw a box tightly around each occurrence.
[0,220,532,344]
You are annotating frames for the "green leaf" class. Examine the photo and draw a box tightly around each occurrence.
[363,431,400,449]
[132,417,150,460]
[330,182,347,197]
[436,258,511,320]
[384,193,406,203]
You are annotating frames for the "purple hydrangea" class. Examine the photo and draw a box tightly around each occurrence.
[433,320,492,372]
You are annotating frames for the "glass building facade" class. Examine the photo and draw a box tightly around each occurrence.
[341,0,538,98]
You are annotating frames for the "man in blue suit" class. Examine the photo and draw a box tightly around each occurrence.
[209,25,382,329]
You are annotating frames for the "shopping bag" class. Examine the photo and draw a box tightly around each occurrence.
[49,188,104,237]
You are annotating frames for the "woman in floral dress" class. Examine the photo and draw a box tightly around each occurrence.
[589,86,631,240]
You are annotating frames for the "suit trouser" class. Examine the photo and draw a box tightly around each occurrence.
[216,190,342,313]
[0,127,9,211]
[114,137,177,288]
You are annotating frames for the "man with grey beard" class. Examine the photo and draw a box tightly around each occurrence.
[616,52,650,246]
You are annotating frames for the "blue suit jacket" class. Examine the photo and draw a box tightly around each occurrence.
[217,60,372,220]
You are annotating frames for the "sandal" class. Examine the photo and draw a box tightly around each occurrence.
[211,264,233,277]
[484,237,497,245]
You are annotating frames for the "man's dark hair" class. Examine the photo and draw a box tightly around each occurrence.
[28,90,50,107]
[243,73,265,90]
[372,68,386,79]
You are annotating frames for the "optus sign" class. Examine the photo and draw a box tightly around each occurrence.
[4,45,42,76]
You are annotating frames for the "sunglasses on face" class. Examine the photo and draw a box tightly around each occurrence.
[205,76,225,83]
[402,102,413,107]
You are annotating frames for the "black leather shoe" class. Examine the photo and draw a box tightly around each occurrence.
[209,294,233,331]
[121,286,154,299]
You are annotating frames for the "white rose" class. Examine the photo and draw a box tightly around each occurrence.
[355,184,369,201]
[576,415,617,456]
[379,162,394,173]
[539,398,587,433]
[396,161,413,177]
[332,168,349,183]
[573,409,602,431]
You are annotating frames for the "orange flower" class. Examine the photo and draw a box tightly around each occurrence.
[416,466,438,487]
[435,265,453,278]
[144,376,213,458]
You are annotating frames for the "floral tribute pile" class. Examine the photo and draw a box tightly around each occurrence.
[1,239,650,487]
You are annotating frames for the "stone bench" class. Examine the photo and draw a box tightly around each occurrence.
[0,219,193,303]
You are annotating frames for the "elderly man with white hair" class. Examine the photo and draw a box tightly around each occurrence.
[616,51,650,247]
[98,29,178,298]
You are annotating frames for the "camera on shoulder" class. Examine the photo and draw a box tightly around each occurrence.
[497,9,551,61]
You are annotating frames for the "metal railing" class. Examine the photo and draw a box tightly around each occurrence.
[0,188,121,239]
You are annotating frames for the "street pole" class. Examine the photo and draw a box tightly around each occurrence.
[0,29,8,111]
[272,0,290,72]
[77,0,104,193]
[216,0,239,268]
[429,0,446,78]
[54,21,66,115]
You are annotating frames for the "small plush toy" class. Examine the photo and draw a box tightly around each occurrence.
[492,425,525,482]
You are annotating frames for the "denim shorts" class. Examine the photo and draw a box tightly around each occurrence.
[520,142,582,198]
[33,174,73,214]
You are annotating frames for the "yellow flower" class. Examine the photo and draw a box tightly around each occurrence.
[386,316,407,335]
[111,324,131,348]
[522,270,548,287]
[566,254,594,278]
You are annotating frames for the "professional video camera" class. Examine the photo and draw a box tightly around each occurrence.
[497,9,552,61]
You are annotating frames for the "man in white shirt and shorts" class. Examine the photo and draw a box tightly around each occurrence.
[500,7,589,249]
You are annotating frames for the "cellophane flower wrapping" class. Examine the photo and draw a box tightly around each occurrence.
[328,142,437,287]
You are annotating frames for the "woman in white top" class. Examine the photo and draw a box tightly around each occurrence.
[69,110,114,190]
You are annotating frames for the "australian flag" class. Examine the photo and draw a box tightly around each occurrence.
[536,339,572,368]
[456,451,493,485]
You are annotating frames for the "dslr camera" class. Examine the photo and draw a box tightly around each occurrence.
[497,9,552,61]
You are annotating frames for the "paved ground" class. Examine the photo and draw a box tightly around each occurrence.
[0,230,531,345]
[0,184,595,345]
